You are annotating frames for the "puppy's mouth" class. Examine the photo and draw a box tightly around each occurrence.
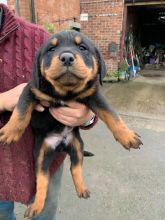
[54,71,85,86]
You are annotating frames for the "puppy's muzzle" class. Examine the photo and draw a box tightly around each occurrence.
[60,52,75,67]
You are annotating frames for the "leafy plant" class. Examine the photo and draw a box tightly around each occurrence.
[43,22,55,34]
[105,70,121,81]
[118,59,129,72]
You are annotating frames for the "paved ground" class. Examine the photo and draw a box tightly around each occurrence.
[102,76,165,116]
[15,74,165,220]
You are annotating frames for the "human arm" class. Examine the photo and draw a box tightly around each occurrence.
[0,84,97,128]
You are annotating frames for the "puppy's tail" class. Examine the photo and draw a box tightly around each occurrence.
[83,150,94,157]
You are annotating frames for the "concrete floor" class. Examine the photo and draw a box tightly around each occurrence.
[15,75,165,220]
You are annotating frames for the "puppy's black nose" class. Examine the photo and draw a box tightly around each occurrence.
[60,52,75,66]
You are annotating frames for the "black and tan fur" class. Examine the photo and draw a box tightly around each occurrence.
[0,30,142,218]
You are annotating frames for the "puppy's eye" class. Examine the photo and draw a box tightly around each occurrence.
[79,44,87,51]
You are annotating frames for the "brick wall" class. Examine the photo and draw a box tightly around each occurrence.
[35,0,80,31]
[7,0,80,31]
[7,0,14,10]
[80,0,124,72]
[7,0,31,20]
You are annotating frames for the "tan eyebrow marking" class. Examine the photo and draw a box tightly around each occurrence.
[75,36,82,44]
[51,38,58,46]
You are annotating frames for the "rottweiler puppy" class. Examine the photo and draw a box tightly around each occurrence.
[0,30,142,218]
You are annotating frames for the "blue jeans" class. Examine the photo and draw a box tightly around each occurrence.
[0,164,63,220]
[0,201,16,220]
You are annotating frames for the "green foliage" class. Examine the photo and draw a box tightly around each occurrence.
[105,69,126,81]
[110,71,120,78]
[105,70,121,81]
[104,60,129,82]
[43,22,55,34]
[118,60,129,72]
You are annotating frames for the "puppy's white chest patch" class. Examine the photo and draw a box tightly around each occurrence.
[44,126,73,150]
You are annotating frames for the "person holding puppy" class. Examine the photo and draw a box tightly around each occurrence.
[0,3,96,220]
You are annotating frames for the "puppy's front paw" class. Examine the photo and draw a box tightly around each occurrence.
[0,123,23,144]
[114,128,143,150]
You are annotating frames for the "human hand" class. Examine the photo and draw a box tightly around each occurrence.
[49,101,95,127]
[0,83,27,112]
[0,83,51,113]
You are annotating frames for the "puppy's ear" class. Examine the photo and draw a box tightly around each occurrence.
[95,47,107,85]
[31,50,42,88]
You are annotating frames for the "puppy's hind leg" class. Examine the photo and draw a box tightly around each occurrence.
[68,134,90,199]
[24,138,56,218]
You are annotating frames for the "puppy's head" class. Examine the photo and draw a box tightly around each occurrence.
[33,30,106,95]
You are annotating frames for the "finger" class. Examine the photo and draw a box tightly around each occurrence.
[35,104,45,112]
[49,108,77,126]
[50,107,79,118]
[65,101,85,109]
[40,101,50,107]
